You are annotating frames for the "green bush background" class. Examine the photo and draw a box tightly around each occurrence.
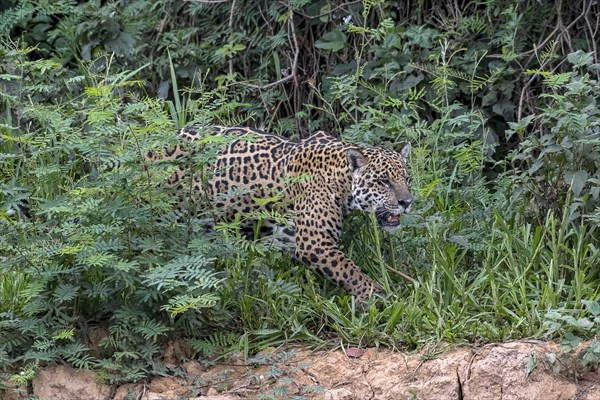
[1,0,599,385]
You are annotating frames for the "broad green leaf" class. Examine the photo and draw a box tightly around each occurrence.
[561,333,582,352]
[105,31,136,55]
[567,50,593,67]
[564,170,588,197]
[582,300,600,316]
[526,352,537,376]
[315,30,347,52]
[492,100,514,120]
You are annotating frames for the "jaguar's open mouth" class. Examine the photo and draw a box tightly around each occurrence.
[385,214,402,226]
[376,209,404,229]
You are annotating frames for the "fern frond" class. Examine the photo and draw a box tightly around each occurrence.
[134,320,170,341]
[187,332,239,356]
[161,293,220,316]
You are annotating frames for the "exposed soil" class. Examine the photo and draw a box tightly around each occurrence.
[4,341,599,400]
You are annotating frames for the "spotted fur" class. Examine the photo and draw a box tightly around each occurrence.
[151,126,412,299]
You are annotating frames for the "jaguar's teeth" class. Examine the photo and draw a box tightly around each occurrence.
[387,214,400,224]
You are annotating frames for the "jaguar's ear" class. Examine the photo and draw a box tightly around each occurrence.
[400,142,411,161]
[347,148,366,172]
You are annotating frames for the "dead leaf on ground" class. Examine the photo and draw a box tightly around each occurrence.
[345,347,366,358]
[581,371,599,382]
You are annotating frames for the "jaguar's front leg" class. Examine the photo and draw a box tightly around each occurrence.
[296,239,382,299]
[293,194,382,299]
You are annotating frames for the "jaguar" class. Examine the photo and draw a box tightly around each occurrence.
[151,126,413,299]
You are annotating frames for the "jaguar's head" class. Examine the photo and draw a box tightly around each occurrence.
[347,143,412,232]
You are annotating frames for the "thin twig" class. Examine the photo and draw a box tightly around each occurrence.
[184,0,229,3]
[294,0,362,19]
[238,75,294,90]
[584,5,599,78]
[517,0,594,120]
[384,263,416,284]
[593,3,600,38]
[491,0,592,63]
[228,0,237,77]
[135,382,147,400]
[236,8,299,90]
[128,124,156,228]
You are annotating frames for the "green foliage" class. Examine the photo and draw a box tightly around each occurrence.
[508,55,600,223]
[544,300,600,378]
[1,0,599,386]
[0,0,588,136]
[0,41,241,382]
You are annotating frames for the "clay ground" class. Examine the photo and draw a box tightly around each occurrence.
[5,341,599,400]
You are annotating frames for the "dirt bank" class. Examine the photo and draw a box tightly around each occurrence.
[4,341,599,400]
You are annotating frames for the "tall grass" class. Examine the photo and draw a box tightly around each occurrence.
[332,204,599,347]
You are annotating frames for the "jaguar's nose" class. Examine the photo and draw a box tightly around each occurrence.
[398,195,413,211]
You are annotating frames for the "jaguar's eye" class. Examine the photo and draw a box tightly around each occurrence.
[378,177,391,187]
